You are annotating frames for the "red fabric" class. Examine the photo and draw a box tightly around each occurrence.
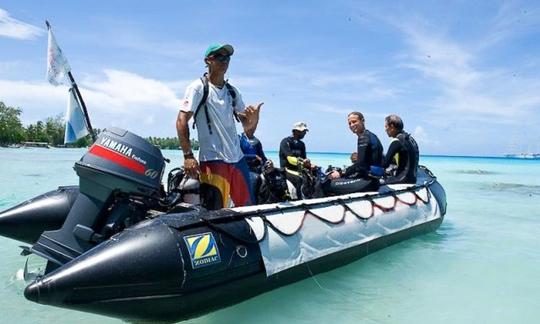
[200,161,252,207]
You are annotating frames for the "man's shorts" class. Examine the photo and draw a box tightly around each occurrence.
[199,158,254,210]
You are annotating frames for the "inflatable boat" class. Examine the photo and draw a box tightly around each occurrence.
[0,128,446,322]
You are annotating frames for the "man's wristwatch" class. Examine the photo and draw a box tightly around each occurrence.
[183,152,194,159]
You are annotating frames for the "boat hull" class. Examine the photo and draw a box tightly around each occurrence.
[24,168,446,322]
[0,186,79,244]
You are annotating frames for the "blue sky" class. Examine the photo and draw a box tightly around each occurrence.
[1,1,539,156]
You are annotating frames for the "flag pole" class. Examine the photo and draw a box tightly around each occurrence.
[46,20,96,142]
[66,71,96,141]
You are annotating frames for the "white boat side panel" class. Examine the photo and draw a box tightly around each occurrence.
[245,217,266,241]
[346,200,373,219]
[417,187,429,202]
[396,191,417,205]
[257,188,441,276]
[373,196,396,209]
[308,205,344,223]
[265,210,305,235]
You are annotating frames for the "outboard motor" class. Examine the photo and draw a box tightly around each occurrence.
[30,128,165,271]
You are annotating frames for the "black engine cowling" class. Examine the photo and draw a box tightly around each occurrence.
[30,128,166,271]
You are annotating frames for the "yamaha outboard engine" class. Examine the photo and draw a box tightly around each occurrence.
[30,128,165,271]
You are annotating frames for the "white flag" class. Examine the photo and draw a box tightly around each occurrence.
[47,27,71,86]
[64,87,89,143]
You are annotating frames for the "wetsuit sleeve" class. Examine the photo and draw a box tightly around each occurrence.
[180,80,203,113]
[279,138,301,167]
[279,138,291,168]
[239,134,249,154]
[255,141,267,164]
[383,138,402,168]
[370,133,384,167]
[300,142,307,159]
[342,134,369,177]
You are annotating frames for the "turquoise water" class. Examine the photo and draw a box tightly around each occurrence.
[1,148,539,324]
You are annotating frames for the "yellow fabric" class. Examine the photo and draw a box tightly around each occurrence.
[390,138,400,166]
[287,155,300,166]
[285,168,300,176]
[393,153,400,166]
[200,172,230,208]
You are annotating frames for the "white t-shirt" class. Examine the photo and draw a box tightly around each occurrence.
[180,78,246,163]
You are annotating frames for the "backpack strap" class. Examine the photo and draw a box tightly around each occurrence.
[225,81,240,122]
[192,75,212,133]
[192,75,240,134]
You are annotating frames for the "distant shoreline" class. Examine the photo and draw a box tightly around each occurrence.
[1,146,539,160]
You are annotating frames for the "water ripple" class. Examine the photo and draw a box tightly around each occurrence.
[485,182,540,196]
[453,169,500,175]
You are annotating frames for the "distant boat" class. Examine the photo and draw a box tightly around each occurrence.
[505,142,540,159]
[22,142,51,149]
[505,153,540,160]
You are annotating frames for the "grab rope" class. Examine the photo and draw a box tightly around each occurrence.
[248,184,433,242]
[167,179,435,244]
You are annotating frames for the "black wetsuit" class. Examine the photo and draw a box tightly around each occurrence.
[279,136,306,170]
[279,136,307,197]
[383,131,419,184]
[323,129,383,195]
[239,133,267,173]
[343,129,384,177]
[324,129,384,194]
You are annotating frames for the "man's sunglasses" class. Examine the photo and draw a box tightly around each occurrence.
[211,53,231,62]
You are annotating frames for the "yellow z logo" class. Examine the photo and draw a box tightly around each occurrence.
[184,232,221,269]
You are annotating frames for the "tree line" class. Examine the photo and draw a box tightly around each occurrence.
[0,101,198,149]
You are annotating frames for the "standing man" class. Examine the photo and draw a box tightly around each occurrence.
[176,43,263,210]
[325,112,383,194]
[279,122,312,198]
[383,114,419,184]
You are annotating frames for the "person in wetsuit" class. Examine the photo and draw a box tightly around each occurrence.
[279,121,313,198]
[325,112,384,194]
[239,133,267,173]
[383,114,419,184]
[239,121,290,204]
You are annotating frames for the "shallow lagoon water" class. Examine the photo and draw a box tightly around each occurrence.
[1,148,539,323]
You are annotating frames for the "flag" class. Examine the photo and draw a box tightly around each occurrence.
[64,87,89,143]
[47,27,70,86]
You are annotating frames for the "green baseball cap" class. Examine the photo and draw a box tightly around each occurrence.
[204,43,234,57]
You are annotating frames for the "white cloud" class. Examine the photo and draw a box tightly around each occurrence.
[481,1,540,49]
[0,69,188,136]
[0,79,66,107]
[343,5,540,127]
[0,9,43,40]
[82,69,180,113]
[312,104,353,116]
[394,20,540,122]
[412,126,439,147]
[399,26,479,89]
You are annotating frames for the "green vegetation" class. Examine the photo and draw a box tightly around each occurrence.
[0,101,25,145]
[0,101,197,149]
[146,136,199,150]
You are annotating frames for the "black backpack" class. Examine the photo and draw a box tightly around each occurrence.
[192,74,240,134]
